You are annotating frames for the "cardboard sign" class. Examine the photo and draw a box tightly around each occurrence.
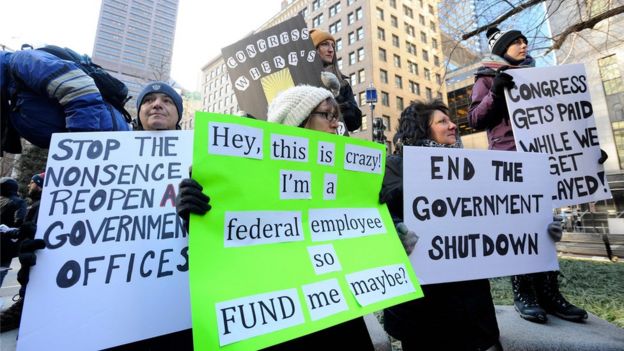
[403,147,558,285]
[505,64,612,207]
[190,112,422,351]
[221,15,323,120]
[17,131,193,351]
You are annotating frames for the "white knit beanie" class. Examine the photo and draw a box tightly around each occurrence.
[267,85,334,127]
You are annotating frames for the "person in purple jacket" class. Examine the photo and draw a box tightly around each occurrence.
[469,27,589,324]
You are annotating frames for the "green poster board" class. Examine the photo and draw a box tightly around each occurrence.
[190,112,423,350]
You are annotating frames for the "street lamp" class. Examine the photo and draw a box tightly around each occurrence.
[365,84,377,141]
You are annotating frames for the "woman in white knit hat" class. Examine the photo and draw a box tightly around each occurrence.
[267,85,341,134]
[264,85,375,350]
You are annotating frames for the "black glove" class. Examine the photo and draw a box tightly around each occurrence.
[19,221,37,241]
[176,178,211,223]
[547,215,564,242]
[599,149,608,164]
[17,238,46,288]
[491,71,515,96]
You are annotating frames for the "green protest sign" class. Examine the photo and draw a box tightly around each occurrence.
[190,112,423,350]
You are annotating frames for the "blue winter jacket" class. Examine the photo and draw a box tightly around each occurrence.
[1,50,130,149]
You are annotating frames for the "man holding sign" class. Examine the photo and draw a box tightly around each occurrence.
[469,27,589,323]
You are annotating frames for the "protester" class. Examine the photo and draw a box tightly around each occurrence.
[176,85,374,350]
[310,28,362,133]
[0,177,27,287]
[468,27,589,323]
[379,100,502,351]
[0,47,131,154]
[0,173,45,332]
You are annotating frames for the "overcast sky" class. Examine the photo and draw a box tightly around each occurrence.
[0,0,281,91]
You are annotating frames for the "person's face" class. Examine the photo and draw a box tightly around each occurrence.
[428,110,457,145]
[304,100,339,134]
[505,37,528,61]
[139,93,179,131]
[28,180,41,197]
[317,40,335,65]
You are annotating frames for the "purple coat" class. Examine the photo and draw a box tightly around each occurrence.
[468,55,535,151]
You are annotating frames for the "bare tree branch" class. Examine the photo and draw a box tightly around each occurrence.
[460,0,546,40]
[545,5,624,54]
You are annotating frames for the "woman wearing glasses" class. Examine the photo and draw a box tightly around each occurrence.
[379,100,502,351]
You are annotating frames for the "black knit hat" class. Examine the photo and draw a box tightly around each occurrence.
[486,27,528,57]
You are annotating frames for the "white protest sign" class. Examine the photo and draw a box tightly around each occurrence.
[403,147,558,285]
[17,131,193,351]
[504,64,612,207]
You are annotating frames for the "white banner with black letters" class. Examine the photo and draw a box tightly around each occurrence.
[505,63,612,208]
[403,147,558,285]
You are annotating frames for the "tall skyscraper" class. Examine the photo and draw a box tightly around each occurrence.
[200,0,446,150]
[92,0,180,105]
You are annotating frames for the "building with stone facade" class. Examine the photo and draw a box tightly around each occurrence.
[200,0,446,150]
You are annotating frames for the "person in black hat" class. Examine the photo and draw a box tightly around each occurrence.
[468,27,590,324]
[135,81,184,131]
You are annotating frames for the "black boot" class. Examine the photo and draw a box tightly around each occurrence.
[511,274,547,323]
[535,271,588,322]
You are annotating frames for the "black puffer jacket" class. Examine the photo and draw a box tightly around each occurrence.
[380,155,500,351]
[335,77,362,132]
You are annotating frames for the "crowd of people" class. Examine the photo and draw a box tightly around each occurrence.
[0,26,597,351]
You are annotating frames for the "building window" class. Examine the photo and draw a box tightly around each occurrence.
[396,96,404,111]
[391,15,398,28]
[392,34,400,48]
[379,47,387,61]
[312,0,320,11]
[426,87,433,99]
[436,73,442,85]
[348,12,355,24]
[358,69,366,83]
[329,20,342,34]
[408,60,418,74]
[359,91,366,106]
[347,0,355,5]
[358,47,365,61]
[395,75,403,89]
[599,55,624,95]
[380,69,388,84]
[405,23,415,36]
[428,4,434,14]
[420,31,427,43]
[313,14,324,27]
[406,42,417,55]
[377,27,385,40]
[299,7,308,18]
[376,7,384,20]
[357,27,364,40]
[403,5,413,18]
[434,55,440,67]
[389,0,396,8]
[424,68,431,80]
[419,14,425,25]
[409,80,420,95]
[393,54,401,68]
[430,21,437,32]
[382,115,391,130]
[422,49,429,61]
[337,58,343,69]
[381,91,390,106]
[336,38,343,51]
[356,7,363,19]
[349,51,356,65]
[432,38,438,49]
[349,31,356,44]
[350,73,357,86]
[329,2,341,16]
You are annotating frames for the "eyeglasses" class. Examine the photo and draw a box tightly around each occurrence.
[430,118,453,127]
[310,111,339,122]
